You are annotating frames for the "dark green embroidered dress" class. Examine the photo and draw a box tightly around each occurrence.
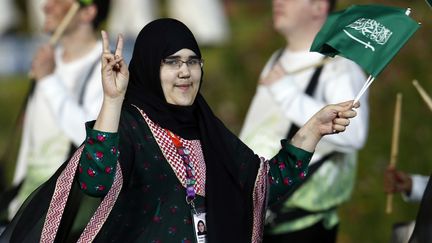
[75,105,312,242]
[0,105,312,243]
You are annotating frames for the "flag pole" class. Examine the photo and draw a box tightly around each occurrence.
[412,80,432,112]
[386,93,403,214]
[353,75,374,105]
[49,1,80,45]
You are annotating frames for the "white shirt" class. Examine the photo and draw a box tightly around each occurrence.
[10,41,103,217]
[240,50,369,161]
[403,174,429,202]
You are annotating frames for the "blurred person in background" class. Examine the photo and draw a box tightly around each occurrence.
[407,172,432,243]
[384,167,430,243]
[8,0,110,218]
[239,0,369,242]
[384,166,429,203]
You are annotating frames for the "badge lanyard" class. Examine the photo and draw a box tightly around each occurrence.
[165,129,198,213]
[166,129,208,242]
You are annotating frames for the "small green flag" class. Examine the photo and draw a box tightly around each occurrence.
[311,5,420,78]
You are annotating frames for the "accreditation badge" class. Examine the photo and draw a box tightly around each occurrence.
[191,207,207,243]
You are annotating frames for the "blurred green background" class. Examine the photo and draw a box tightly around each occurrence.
[1,0,432,242]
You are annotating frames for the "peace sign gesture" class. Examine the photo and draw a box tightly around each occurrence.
[101,30,129,100]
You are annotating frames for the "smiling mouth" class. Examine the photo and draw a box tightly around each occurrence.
[174,83,193,91]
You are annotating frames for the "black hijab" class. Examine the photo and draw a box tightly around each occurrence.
[125,18,202,139]
[124,18,261,242]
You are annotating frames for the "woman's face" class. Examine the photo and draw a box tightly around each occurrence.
[198,222,205,232]
[160,48,202,106]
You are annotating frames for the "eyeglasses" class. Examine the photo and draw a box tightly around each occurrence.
[161,58,204,69]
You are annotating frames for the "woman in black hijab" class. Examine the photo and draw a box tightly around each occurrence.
[1,18,358,243]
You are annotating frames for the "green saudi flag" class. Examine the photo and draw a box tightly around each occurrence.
[311,4,420,78]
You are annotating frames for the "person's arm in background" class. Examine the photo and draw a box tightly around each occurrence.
[384,166,429,202]
[31,43,104,146]
[261,58,368,153]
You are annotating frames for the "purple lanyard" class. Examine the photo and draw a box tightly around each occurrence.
[165,129,197,205]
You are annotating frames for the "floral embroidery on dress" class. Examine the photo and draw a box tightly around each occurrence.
[87,168,97,177]
[97,134,107,142]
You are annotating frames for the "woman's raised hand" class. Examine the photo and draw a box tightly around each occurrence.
[93,31,129,132]
[101,30,129,100]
